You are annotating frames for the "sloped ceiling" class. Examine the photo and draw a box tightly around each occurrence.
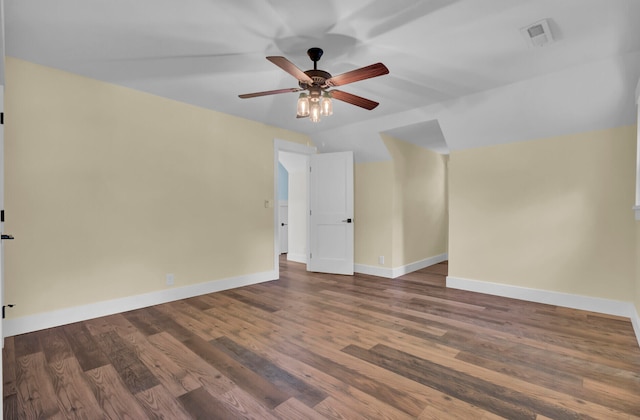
[4,0,640,161]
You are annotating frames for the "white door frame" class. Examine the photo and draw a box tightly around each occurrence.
[273,139,316,278]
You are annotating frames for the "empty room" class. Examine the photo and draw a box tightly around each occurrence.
[1,1,639,418]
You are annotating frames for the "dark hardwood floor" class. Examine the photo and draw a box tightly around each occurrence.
[4,257,640,419]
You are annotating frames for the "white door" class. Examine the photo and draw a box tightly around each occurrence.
[279,201,288,254]
[308,151,354,275]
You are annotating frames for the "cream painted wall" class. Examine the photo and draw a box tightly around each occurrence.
[635,105,640,325]
[449,125,636,302]
[4,58,311,318]
[382,134,449,267]
[354,160,394,267]
[636,224,640,318]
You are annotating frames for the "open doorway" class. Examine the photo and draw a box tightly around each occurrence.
[278,152,308,263]
[273,139,316,277]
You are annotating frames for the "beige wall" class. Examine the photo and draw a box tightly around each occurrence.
[637,224,640,318]
[382,134,449,267]
[354,160,394,267]
[636,107,640,323]
[4,58,311,318]
[354,136,449,270]
[449,125,636,302]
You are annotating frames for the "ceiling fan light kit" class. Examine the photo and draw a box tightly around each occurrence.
[298,89,333,121]
[239,47,388,123]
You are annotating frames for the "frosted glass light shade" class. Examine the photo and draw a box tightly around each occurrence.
[321,93,333,116]
[297,93,310,117]
[310,102,321,122]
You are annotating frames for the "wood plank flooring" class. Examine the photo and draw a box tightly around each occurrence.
[4,257,640,419]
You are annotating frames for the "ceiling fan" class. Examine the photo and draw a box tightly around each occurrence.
[238,47,389,122]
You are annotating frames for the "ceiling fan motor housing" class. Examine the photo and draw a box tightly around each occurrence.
[299,47,332,89]
[300,69,332,88]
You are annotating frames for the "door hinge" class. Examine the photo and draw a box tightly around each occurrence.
[309,210,312,216]
[1,210,4,222]
[310,253,312,259]
[0,112,4,125]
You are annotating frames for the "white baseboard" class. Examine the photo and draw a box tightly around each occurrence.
[631,308,640,348]
[355,253,448,279]
[354,264,394,278]
[391,253,448,278]
[446,275,640,349]
[286,253,307,264]
[4,270,278,338]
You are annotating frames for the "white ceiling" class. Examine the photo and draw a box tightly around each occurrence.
[4,0,640,161]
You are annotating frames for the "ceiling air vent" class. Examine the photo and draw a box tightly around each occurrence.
[520,19,554,47]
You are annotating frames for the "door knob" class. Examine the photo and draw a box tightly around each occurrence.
[341,218,352,223]
[281,223,288,226]
[1,234,14,240]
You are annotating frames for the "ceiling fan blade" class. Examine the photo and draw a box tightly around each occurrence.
[239,88,301,99]
[330,90,379,110]
[266,56,314,84]
[325,63,389,87]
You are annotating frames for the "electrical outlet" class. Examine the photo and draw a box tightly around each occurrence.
[378,256,385,265]
[166,273,174,286]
